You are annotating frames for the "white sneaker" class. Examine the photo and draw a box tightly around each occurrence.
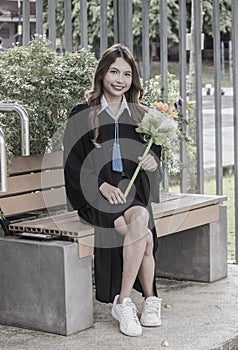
[111,295,142,336]
[140,296,162,327]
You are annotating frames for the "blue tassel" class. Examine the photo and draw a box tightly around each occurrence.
[112,142,123,172]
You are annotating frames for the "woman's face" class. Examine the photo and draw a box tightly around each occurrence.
[102,57,132,102]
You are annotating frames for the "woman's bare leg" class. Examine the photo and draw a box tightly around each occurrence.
[138,230,155,298]
[114,206,155,303]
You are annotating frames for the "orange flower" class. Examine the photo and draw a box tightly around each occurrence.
[153,101,178,119]
[161,103,169,112]
[153,102,162,110]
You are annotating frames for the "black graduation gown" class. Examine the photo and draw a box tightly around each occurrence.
[63,103,162,303]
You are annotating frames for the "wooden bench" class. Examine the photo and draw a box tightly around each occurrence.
[0,151,95,258]
[0,151,227,335]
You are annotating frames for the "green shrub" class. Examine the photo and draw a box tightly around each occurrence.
[143,73,195,173]
[143,72,180,107]
[0,37,97,156]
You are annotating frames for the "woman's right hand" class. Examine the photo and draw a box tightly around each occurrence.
[99,182,126,204]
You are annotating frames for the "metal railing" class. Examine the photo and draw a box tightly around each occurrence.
[0,103,30,156]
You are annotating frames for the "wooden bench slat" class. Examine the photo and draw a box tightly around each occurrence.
[0,169,64,198]
[155,204,220,237]
[160,192,226,204]
[10,211,78,228]
[9,211,94,237]
[9,151,63,175]
[0,187,66,216]
[153,193,226,218]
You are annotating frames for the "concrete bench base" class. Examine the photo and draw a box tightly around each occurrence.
[0,237,93,335]
[156,205,228,282]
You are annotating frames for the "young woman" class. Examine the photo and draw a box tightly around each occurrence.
[64,44,162,337]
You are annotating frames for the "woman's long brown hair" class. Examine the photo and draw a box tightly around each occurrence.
[85,44,146,146]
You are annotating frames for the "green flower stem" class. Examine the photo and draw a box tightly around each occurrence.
[124,137,154,198]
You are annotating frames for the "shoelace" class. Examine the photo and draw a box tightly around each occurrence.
[144,299,161,313]
[120,301,139,323]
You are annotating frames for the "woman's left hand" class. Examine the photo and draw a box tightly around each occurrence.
[138,154,158,172]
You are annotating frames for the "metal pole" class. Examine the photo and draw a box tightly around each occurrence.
[124,0,133,52]
[113,0,119,44]
[22,0,30,46]
[48,0,56,50]
[229,40,233,82]
[142,0,150,84]
[231,0,238,263]
[0,104,30,156]
[179,0,188,192]
[17,0,22,45]
[118,0,124,45]
[160,0,169,191]
[80,0,88,48]
[194,0,204,193]
[221,41,225,80]
[213,0,223,195]
[113,0,132,50]
[64,0,72,52]
[36,0,43,36]
[100,0,108,54]
[160,0,168,102]
[0,128,7,192]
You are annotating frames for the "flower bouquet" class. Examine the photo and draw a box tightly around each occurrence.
[124,101,179,198]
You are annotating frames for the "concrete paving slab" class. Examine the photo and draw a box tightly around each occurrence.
[0,264,237,350]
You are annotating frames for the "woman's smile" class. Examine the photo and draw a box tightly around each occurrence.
[103,57,132,102]
[112,84,125,90]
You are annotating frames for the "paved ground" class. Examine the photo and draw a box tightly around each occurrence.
[0,264,238,350]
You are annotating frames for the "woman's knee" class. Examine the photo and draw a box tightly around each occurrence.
[114,215,127,236]
[124,206,149,229]
[114,206,150,240]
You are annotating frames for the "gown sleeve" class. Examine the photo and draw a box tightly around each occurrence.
[63,104,104,211]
